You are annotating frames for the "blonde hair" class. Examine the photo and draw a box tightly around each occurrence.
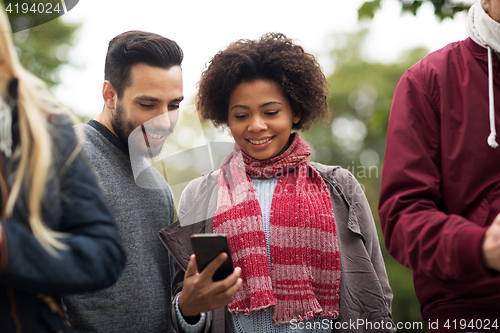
[0,7,80,255]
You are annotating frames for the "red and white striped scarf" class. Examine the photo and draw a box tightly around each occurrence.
[213,133,340,324]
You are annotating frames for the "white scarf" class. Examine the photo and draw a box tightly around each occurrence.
[466,1,500,148]
[467,1,500,53]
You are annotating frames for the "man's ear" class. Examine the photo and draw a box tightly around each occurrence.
[103,81,117,110]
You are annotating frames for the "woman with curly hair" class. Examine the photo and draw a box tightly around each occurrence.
[160,33,394,333]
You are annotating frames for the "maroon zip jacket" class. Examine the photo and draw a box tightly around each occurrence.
[379,38,500,332]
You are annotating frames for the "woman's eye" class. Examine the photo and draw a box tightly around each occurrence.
[235,114,246,119]
[266,111,279,116]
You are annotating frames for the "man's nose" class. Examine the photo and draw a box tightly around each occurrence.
[149,110,178,129]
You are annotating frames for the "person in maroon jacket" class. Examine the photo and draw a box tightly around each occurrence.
[379,1,500,332]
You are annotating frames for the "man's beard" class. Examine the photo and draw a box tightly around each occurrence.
[111,103,134,144]
[111,103,170,158]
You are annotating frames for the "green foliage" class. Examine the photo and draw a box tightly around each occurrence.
[303,30,427,167]
[4,0,65,32]
[302,29,430,331]
[405,0,424,16]
[358,0,381,20]
[359,0,472,21]
[12,17,80,87]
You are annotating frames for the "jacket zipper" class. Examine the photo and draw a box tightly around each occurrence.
[323,178,342,198]
[323,176,350,209]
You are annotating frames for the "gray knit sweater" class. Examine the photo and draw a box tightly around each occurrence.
[63,120,175,333]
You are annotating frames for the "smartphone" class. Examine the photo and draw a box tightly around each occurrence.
[190,233,234,282]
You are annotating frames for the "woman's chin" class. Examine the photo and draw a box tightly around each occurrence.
[242,149,278,161]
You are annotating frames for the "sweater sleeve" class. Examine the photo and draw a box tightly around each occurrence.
[378,65,489,282]
[0,119,125,295]
[174,293,207,333]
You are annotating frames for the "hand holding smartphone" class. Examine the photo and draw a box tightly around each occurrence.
[190,233,235,281]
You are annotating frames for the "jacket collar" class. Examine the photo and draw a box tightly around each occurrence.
[466,37,500,66]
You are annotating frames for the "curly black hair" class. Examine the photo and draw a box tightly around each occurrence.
[196,32,330,130]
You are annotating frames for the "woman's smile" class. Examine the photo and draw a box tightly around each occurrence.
[247,136,274,147]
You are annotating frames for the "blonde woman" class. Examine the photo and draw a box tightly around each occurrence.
[0,6,125,333]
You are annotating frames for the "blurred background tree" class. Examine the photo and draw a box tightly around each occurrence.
[358,0,472,21]
[13,18,80,87]
[6,2,80,88]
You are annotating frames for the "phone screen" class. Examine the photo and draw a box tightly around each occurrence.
[190,233,234,281]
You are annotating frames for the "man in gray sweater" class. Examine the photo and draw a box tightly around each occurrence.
[63,31,184,332]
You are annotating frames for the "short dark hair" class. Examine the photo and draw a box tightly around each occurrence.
[104,30,183,97]
[196,32,330,130]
